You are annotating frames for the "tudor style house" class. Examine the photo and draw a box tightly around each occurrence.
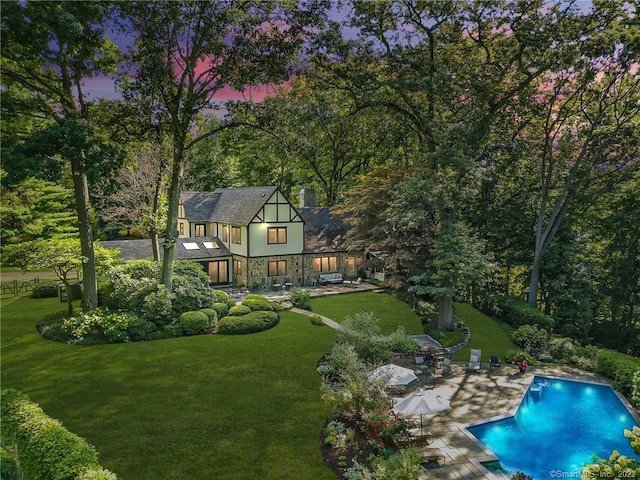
[102,186,364,288]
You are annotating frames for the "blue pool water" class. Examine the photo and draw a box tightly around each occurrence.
[467,376,639,479]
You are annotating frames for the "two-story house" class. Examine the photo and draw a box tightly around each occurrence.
[101,186,364,288]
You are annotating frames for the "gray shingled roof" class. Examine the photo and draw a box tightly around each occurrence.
[100,237,231,261]
[298,207,349,253]
[180,186,281,226]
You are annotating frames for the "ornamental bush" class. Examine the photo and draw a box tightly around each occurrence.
[210,302,230,318]
[199,308,219,327]
[31,282,59,299]
[0,389,118,480]
[228,305,251,316]
[218,310,279,335]
[179,311,210,335]
[388,326,420,355]
[241,297,277,312]
[140,285,174,326]
[338,312,392,364]
[512,325,550,355]
[288,287,311,310]
[212,289,230,303]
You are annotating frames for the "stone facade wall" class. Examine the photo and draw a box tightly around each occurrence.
[246,254,304,289]
[243,251,366,288]
[301,251,365,286]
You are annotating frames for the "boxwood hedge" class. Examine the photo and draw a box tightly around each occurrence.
[0,389,118,480]
[179,311,210,335]
[218,311,279,335]
[228,305,251,316]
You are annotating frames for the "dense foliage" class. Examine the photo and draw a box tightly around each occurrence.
[0,389,118,480]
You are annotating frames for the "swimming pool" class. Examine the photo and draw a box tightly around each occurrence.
[467,376,639,478]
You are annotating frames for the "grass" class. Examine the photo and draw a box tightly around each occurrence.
[0,291,425,480]
[452,302,516,363]
[1,297,337,480]
[309,291,423,335]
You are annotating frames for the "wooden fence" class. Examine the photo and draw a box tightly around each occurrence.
[1,277,41,297]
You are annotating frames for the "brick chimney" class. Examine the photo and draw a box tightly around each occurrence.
[299,187,316,208]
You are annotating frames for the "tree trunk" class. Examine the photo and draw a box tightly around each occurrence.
[437,296,454,330]
[161,144,185,289]
[527,249,543,307]
[70,154,97,311]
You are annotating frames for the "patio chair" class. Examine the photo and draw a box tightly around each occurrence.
[421,447,446,465]
[467,348,481,372]
[343,277,362,287]
[433,357,451,378]
[489,355,501,372]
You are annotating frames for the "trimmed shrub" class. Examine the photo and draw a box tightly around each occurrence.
[310,314,324,326]
[179,311,210,335]
[210,302,230,318]
[1,448,16,480]
[241,298,277,312]
[218,311,279,335]
[496,295,555,330]
[0,389,117,480]
[228,305,251,316]
[212,289,230,303]
[597,349,640,398]
[199,308,219,326]
[31,281,59,299]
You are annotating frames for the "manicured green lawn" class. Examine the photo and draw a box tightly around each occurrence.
[1,297,337,480]
[452,302,516,363]
[309,291,423,335]
[0,292,424,480]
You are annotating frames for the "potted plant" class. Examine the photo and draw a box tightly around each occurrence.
[512,353,528,373]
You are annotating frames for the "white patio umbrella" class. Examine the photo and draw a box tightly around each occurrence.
[391,390,451,443]
[369,364,418,387]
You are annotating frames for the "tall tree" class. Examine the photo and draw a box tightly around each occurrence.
[314,0,573,326]
[121,0,326,288]
[1,1,120,310]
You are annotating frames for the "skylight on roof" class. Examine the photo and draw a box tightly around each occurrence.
[203,241,218,249]
[183,243,199,250]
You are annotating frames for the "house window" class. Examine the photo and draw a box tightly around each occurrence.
[313,257,337,272]
[233,259,242,277]
[179,223,185,236]
[267,227,287,245]
[268,260,287,277]
[231,226,241,244]
[195,224,206,237]
[208,260,229,284]
[222,225,229,242]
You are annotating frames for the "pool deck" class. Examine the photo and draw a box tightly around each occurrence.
[413,364,623,479]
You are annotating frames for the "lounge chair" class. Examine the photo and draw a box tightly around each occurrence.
[467,348,481,372]
[421,447,446,465]
[489,355,501,371]
[343,277,362,287]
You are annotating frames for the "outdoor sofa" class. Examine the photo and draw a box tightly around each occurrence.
[319,273,343,284]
